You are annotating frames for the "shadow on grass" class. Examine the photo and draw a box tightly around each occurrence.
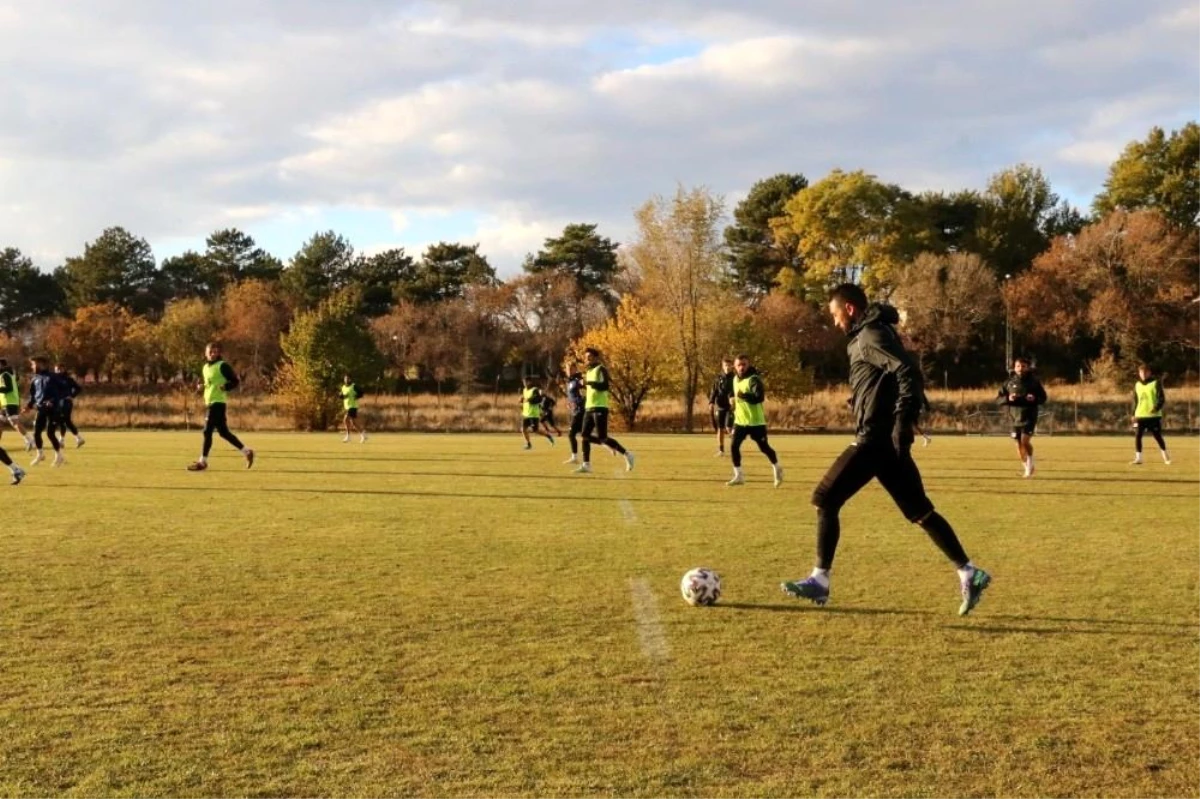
[714,601,932,618]
[932,486,1193,499]
[944,623,1194,638]
[62,483,730,505]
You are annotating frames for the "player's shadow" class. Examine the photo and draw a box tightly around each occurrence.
[713,602,932,618]
[943,623,1192,638]
[931,486,1192,499]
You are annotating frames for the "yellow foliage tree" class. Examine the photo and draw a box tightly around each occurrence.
[570,297,671,430]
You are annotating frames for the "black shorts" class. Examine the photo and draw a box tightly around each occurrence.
[712,407,731,430]
[1135,417,1162,434]
[812,439,935,522]
[522,417,541,430]
[541,411,556,427]
[1010,420,1036,439]
[345,407,358,419]
[3,404,18,419]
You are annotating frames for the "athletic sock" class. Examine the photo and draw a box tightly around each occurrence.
[956,562,976,582]
[809,568,830,588]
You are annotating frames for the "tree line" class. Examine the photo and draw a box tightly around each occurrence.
[0,122,1195,430]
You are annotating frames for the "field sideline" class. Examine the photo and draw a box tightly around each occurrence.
[0,432,1196,797]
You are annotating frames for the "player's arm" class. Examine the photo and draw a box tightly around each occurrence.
[738,375,764,405]
[587,367,610,392]
[0,372,12,396]
[219,362,240,391]
[1155,381,1165,413]
[1031,379,1047,406]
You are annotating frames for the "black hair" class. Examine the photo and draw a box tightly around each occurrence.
[829,282,868,311]
[584,347,600,358]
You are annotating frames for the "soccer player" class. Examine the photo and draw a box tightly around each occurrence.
[781,283,991,616]
[726,354,782,487]
[1131,363,1170,465]
[539,384,563,438]
[575,347,634,474]
[340,374,367,443]
[520,376,554,450]
[562,369,586,464]
[0,359,33,451]
[997,355,1047,477]
[187,342,254,471]
[53,364,85,448]
[707,357,735,457]
[26,357,65,466]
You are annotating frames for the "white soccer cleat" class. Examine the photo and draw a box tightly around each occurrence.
[341,435,350,443]
[726,473,745,486]
[772,464,784,488]
[574,463,592,474]
[714,449,725,457]
[624,452,635,472]
[52,451,65,467]
[922,433,932,447]
[23,438,33,452]
[30,450,43,466]
[563,454,577,464]
[10,466,25,485]
[360,433,368,443]
[75,436,85,448]
[1162,452,1172,465]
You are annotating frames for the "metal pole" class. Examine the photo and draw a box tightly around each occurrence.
[1003,274,1013,370]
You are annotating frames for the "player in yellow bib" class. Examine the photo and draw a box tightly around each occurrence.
[1131,363,1170,465]
[340,374,367,443]
[519,376,555,450]
[574,348,633,473]
[187,342,254,471]
[726,354,782,487]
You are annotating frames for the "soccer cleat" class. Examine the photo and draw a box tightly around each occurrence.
[563,454,577,464]
[75,436,85,448]
[726,474,745,486]
[29,451,43,466]
[10,466,24,486]
[522,442,532,451]
[624,452,635,472]
[245,449,255,469]
[1130,457,1143,465]
[781,577,829,606]
[1162,452,1171,465]
[23,438,33,452]
[958,568,992,616]
[772,464,784,488]
[714,449,725,457]
[360,433,368,443]
[186,461,208,472]
[342,435,350,443]
[52,451,65,467]
[922,433,932,447]
[574,463,592,474]
[547,435,556,446]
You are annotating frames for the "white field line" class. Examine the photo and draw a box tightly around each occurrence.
[629,578,670,664]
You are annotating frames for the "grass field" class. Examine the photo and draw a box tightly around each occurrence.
[0,431,1196,798]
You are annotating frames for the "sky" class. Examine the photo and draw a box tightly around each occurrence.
[0,0,1196,276]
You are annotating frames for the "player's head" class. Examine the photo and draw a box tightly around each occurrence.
[1138,363,1154,381]
[343,373,351,384]
[53,363,65,374]
[828,283,869,333]
[734,354,751,377]
[522,375,531,387]
[30,356,46,371]
[721,357,733,373]
[583,348,600,367]
[205,341,222,361]
[1013,355,1031,375]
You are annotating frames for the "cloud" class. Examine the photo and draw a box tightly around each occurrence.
[0,0,1194,272]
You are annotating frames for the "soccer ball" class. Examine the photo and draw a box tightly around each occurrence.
[681,567,722,606]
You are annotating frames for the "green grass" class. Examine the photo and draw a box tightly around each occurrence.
[0,431,1196,798]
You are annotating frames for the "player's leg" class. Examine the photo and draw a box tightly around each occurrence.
[713,409,725,456]
[750,426,782,487]
[727,426,747,484]
[565,412,582,463]
[1132,419,1146,464]
[876,449,991,615]
[213,404,254,468]
[31,410,47,464]
[540,417,555,445]
[45,411,62,465]
[521,418,533,449]
[1149,419,1169,463]
[782,442,877,604]
[0,445,23,484]
[597,411,632,470]
[577,412,596,471]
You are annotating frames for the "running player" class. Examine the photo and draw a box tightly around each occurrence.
[26,357,65,466]
[997,356,1047,477]
[187,342,254,471]
[562,369,585,464]
[1131,363,1170,465]
[520,376,555,449]
[574,348,633,474]
[540,386,562,438]
[0,359,33,451]
[53,364,85,448]
[340,374,367,443]
[781,283,991,616]
[726,354,782,487]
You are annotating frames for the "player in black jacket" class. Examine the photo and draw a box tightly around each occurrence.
[707,358,734,456]
[997,356,1047,477]
[26,357,65,466]
[782,283,991,616]
[53,364,85,448]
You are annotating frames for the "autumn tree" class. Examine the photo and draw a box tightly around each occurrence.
[158,298,220,380]
[976,164,1084,278]
[1093,122,1199,229]
[1005,209,1199,372]
[68,303,134,381]
[625,185,729,431]
[219,280,290,384]
[571,297,671,429]
[890,252,1002,379]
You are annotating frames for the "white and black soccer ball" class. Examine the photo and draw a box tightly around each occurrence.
[681,567,722,606]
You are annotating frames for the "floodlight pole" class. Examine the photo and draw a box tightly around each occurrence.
[1003,273,1013,370]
